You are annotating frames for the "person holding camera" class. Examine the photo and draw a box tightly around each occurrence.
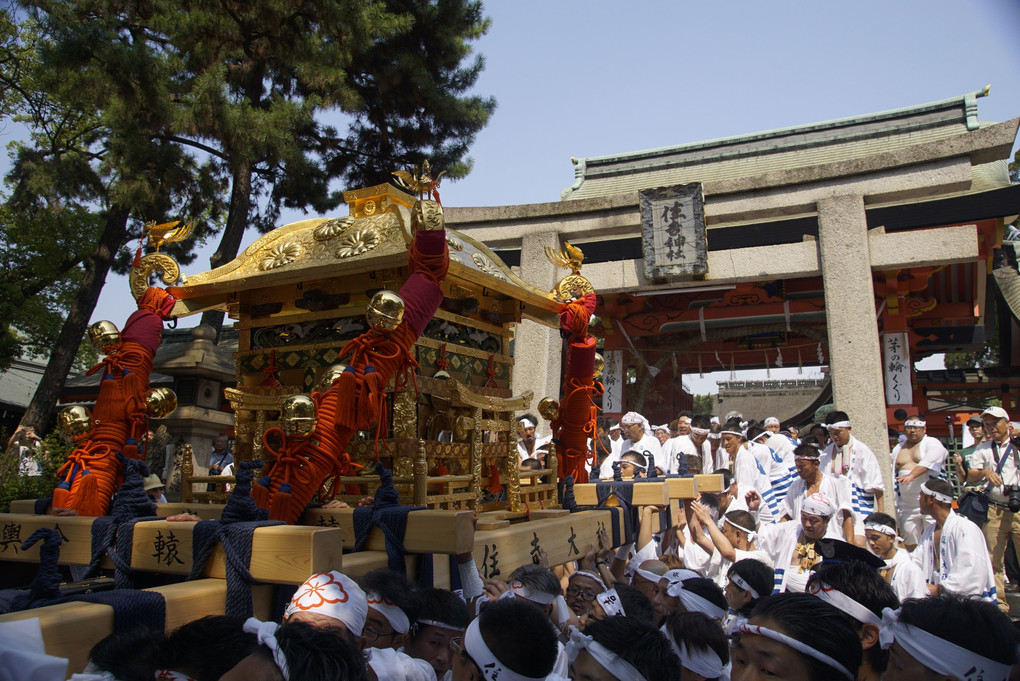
[967,405,1020,614]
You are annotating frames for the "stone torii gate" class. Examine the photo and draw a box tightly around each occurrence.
[445,88,1020,512]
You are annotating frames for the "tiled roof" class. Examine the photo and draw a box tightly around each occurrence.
[562,88,994,200]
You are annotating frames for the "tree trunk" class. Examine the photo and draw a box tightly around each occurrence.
[200,160,252,339]
[18,206,131,435]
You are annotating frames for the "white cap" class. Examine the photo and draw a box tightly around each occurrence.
[982,406,1010,421]
[764,417,780,427]
[802,493,834,518]
[621,412,643,424]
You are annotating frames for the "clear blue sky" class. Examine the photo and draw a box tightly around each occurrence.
[82,0,1020,391]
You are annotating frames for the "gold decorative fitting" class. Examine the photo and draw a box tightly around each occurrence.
[145,388,178,419]
[317,364,348,392]
[57,405,92,442]
[363,200,377,215]
[281,394,317,436]
[87,320,121,355]
[335,228,381,259]
[260,242,303,271]
[552,274,595,303]
[446,235,464,251]
[366,290,405,331]
[313,216,355,241]
[411,200,445,236]
[593,353,605,379]
[130,253,182,300]
[471,253,506,281]
[538,397,560,421]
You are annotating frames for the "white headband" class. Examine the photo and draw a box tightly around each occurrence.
[730,572,760,599]
[752,432,770,442]
[661,626,728,680]
[508,580,556,606]
[654,424,669,432]
[570,569,607,592]
[595,589,625,618]
[864,522,897,537]
[519,418,536,429]
[609,424,621,432]
[243,618,290,681]
[795,451,820,460]
[621,412,644,425]
[802,493,834,518]
[632,567,666,585]
[827,421,851,429]
[621,459,647,472]
[737,623,853,680]
[764,417,780,427]
[366,592,410,634]
[660,568,700,587]
[708,432,721,439]
[284,571,367,637]
[465,618,547,681]
[808,582,882,626]
[417,618,465,632]
[903,419,926,427]
[691,427,710,436]
[724,516,757,541]
[565,628,647,681]
[920,482,953,505]
[719,430,744,438]
[879,608,1010,681]
[665,581,726,621]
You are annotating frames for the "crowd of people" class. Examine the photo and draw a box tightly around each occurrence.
[22,403,1012,681]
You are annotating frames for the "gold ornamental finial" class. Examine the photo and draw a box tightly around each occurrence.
[545,241,584,275]
[145,219,194,253]
[391,160,446,199]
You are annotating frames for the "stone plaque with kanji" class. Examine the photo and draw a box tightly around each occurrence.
[639,183,707,280]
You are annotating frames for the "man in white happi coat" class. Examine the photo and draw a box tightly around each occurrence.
[684,501,772,590]
[687,415,716,474]
[748,424,797,506]
[912,478,996,601]
[598,411,662,478]
[757,493,841,593]
[781,444,854,541]
[862,511,928,601]
[515,414,550,463]
[719,418,778,518]
[821,411,884,543]
[664,421,698,475]
[891,415,948,548]
[966,405,1020,613]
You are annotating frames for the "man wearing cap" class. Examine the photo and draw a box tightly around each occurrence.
[912,478,996,600]
[781,444,854,541]
[516,413,550,463]
[599,411,662,478]
[890,416,948,549]
[821,411,884,544]
[757,492,841,593]
[284,571,369,643]
[763,417,781,434]
[967,405,1019,612]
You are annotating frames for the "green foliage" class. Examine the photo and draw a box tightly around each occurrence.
[0,431,72,513]
[692,393,715,414]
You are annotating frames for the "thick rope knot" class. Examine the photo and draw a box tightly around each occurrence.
[21,528,63,603]
[222,460,268,523]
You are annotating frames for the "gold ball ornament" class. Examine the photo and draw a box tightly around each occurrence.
[145,388,178,419]
[87,321,122,355]
[317,364,349,392]
[538,397,560,422]
[593,353,605,379]
[366,290,405,331]
[57,405,93,442]
[430,370,452,412]
[281,394,317,437]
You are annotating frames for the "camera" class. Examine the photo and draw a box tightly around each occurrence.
[1004,485,1020,513]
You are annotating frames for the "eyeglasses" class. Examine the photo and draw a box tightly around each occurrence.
[362,626,399,644]
[565,586,598,601]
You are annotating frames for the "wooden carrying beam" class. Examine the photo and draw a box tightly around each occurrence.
[129,521,343,584]
[666,477,698,500]
[693,474,725,493]
[0,580,272,675]
[472,509,621,579]
[0,514,103,566]
[300,508,474,554]
[571,481,670,507]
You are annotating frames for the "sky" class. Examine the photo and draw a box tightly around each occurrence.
[68,0,1020,393]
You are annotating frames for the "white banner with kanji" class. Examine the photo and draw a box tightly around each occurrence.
[882,332,911,405]
[602,350,624,414]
